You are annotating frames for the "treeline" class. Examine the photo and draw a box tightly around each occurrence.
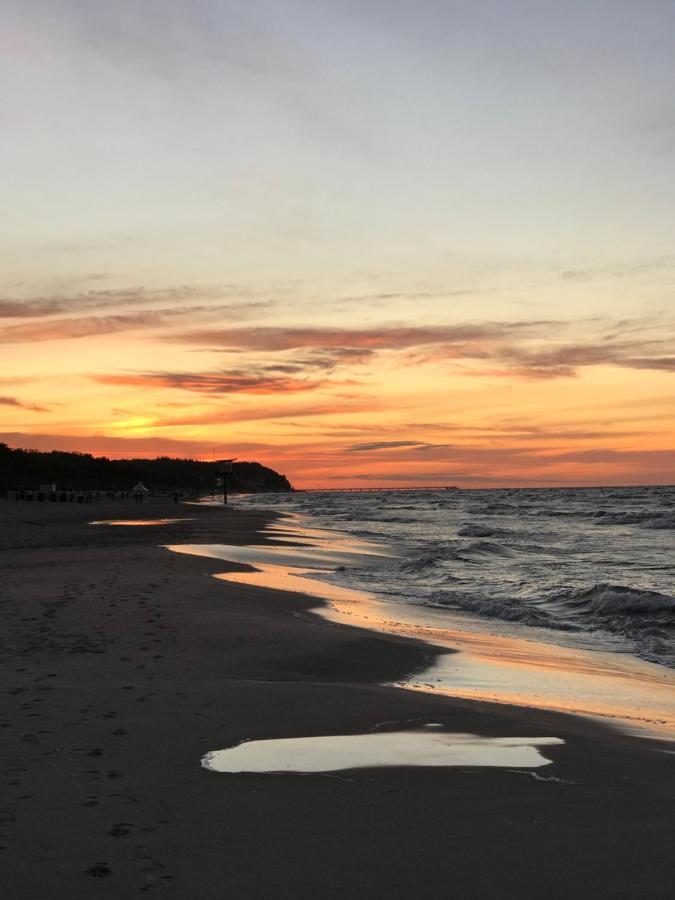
[0,443,292,494]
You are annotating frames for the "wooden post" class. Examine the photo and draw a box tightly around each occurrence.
[218,459,235,505]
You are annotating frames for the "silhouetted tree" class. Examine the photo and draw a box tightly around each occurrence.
[0,444,292,494]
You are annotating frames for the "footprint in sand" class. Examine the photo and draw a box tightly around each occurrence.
[85,863,111,878]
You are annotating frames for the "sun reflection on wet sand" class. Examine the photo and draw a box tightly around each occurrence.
[167,519,675,741]
[92,518,194,526]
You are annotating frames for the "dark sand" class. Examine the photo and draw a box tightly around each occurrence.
[1,499,674,898]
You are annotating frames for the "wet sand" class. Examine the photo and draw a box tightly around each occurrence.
[1,499,674,898]
[169,522,675,740]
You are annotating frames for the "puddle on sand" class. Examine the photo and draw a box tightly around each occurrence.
[91,518,194,526]
[201,728,564,774]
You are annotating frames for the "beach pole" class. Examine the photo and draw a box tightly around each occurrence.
[217,458,236,505]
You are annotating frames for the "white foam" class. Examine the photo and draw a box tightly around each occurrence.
[201,730,563,774]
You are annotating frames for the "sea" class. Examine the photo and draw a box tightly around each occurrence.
[233,485,675,671]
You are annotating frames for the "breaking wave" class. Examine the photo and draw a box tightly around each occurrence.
[235,483,675,668]
[546,583,675,625]
[427,590,556,628]
[591,509,675,529]
[425,583,675,664]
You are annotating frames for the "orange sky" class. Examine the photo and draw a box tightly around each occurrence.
[2,2,674,488]
[1,281,674,488]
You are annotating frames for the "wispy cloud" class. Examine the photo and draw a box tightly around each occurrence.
[0,395,48,412]
[94,368,329,395]
[170,319,675,379]
[345,440,441,452]
[616,356,675,372]
[558,256,675,282]
[344,425,649,450]
[153,398,382,427]
[542,448,675,466]
[0,310,191,343]
[171,322,549,351]
[0,302,268,343]
[0,285,234,318]
[489,340,674,379]
[417,335,675,380]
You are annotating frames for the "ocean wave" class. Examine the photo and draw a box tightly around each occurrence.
[539,583,675,665]
[400,539,514,572]
[373,515,420,524]
[427,590,556,628]
[235,485,675,668]
[427,582,675,660]
[400,550,447,573]
[546,583,675,622]
[535,504,583,516]
[590,509,675,529]
[643,514,675,530]
[462,540,514,557]
[591,510,655,525]
[466,502,521,516]
[457,524,504,537]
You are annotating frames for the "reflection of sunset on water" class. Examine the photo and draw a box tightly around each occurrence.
[92,518,194,526]
[168,517,675,742]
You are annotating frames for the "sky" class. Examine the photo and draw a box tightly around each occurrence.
[1,0,674,488]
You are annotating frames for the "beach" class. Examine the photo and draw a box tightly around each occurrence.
[2,499,674,899]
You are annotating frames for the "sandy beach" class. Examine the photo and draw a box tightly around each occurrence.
[2,499,674,899]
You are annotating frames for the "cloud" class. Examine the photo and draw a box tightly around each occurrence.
[170,319,675,380]
[345,440,441,452]
[291,348,376,369]
[0,310,184,343]
[0,302,268,343]
[151,398,382,427]
[331,288,486,308]
[0,396,48,412]
[459,337,675,380]
[497,343,630,374]
[93,368,329,395]
[3,296,673,385]
[616,356,675,372]
[197,348,375,372]
[542,448,675,466]
[170,322,547,352]
[345,426,650,449]
[558,257,675,282]
[0,285,232,318]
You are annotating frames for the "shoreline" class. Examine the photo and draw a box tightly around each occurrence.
[172,509,675,742]
[2,499,674,898]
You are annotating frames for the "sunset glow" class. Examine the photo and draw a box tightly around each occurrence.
[2,1,674,488]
